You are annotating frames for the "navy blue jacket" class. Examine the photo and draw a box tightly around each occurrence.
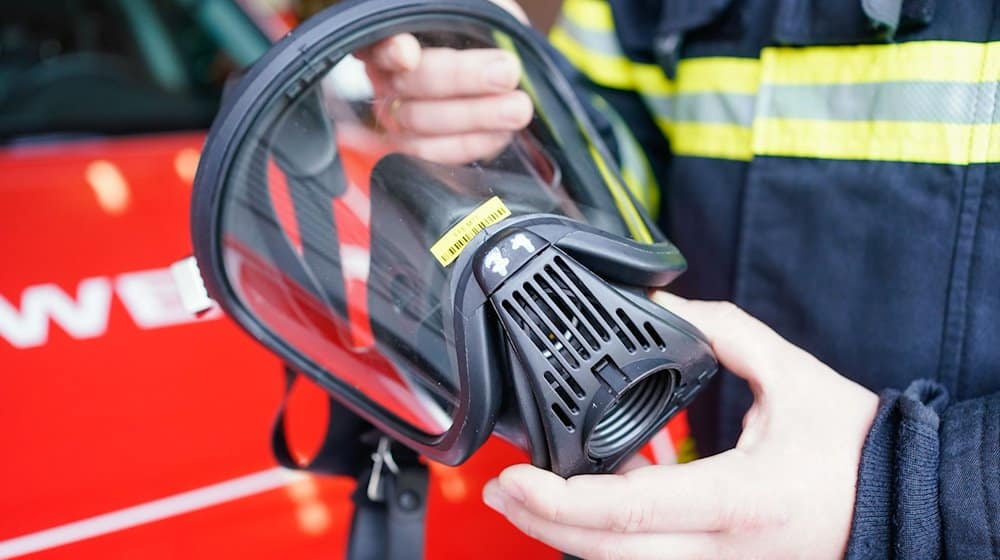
[550,0,1000,557]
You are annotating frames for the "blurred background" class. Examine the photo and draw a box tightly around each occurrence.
[0,1,563,559]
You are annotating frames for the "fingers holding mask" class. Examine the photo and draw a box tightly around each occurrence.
[393,91,532,135]
[359,34,532,161]
[398,131,515,166]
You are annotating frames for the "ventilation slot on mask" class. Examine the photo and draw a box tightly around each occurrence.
[501,299,581,411]
[617,308,649,350]
[502,269,616,434]
[544,371,579,415]
[552,255,641,353]
[485,237,710,470]
[644,322,666,350]
[542,263,607,345]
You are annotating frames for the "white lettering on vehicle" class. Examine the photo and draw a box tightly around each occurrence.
[0,267,220,349]
[116,268,220,329]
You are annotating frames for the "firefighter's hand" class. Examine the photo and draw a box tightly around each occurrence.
[356,1,532,165]
[482,294,879,560]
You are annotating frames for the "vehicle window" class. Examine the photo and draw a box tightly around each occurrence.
[0,0,270,143]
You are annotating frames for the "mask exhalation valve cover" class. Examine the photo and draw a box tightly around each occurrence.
[474,227,712,475]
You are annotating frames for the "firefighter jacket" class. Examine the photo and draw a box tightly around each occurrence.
[549,0,1000,557]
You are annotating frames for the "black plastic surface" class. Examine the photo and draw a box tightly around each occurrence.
[474,226,717,475]
[189,0,714,472]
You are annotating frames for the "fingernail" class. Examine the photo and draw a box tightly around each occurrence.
[389,41,407,68]
[482,485,506,514]
[388,39,419,71]
[500,94,531,127]
[484,56,519,89]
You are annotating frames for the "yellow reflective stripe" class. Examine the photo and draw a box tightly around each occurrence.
[678,58,759,94]
[561,0,615,31]
[552,0,631,89]
[549,34,758,161]
[754,41,1000,164]
[554,0,760,95]
[657,121,754,161]
[762,41,1000,85]
[638,58,760,95]
[554,4,1000,164]
[549,24,635,90]
[588,145,654,243]
[639,60,758,162]
[753,120,1000,165]
[551,26,761,96]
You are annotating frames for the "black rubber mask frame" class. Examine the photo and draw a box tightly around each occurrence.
[190,0,718,475]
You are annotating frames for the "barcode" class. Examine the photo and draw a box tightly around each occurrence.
[430,197,512,267]
[444,208,509,255]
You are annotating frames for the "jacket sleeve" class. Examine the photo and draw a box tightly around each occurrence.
[846,379,1000,559]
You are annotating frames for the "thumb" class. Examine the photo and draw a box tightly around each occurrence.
[615,452,652,473]
[651,292,798,391]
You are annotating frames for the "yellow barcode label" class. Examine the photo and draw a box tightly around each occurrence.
[430,196,512,267]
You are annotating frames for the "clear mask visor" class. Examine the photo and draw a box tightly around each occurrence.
[218,16,649,435]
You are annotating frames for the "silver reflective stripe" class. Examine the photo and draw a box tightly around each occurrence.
[759,81,999,124]
[170,256,216,315]
[643,92,757,126]
[642,81,1000,131]
[553,14,624,58]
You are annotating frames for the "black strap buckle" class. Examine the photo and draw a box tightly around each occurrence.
[271,366,429,560]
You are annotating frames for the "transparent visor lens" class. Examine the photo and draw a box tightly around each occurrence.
[219,17,640,436]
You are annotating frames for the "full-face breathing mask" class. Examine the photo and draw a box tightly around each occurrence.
[185,0,718,477]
